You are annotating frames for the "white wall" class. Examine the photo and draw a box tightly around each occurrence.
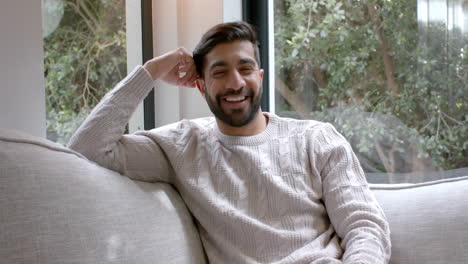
[126,0,145,132]
[0,1,46,137]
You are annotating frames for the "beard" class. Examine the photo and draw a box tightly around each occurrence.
[204,85,262,127]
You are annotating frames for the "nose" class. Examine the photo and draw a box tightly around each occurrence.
[225,69,246,90]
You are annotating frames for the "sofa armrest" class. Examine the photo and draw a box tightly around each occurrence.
[370,176,468,264]
[0,129,206,264]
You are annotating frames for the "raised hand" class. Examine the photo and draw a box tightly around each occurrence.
[143,47,199,88]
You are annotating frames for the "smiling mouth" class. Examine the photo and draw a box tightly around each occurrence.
[223,96,247,102]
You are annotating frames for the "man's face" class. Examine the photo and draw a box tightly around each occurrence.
[197,40,264,127]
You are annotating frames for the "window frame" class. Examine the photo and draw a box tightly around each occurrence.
[242,0,273,112]
[141,0,155,130]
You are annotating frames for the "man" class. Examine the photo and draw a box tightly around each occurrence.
[69,22,391,263]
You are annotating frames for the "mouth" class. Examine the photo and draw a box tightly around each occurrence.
[221,95,250,108]
[222,96,248,103]
[217,88,254,109]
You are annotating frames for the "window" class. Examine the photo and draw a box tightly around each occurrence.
[42,0,128,144]
[248,0,467,183]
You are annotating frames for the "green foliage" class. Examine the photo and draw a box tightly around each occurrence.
[275,0,467,173]
[44,0,126,144]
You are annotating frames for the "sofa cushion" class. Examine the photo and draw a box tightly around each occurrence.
[0,129,206,264]
[370,176,468,264]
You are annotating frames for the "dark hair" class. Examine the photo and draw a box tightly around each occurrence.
[193,21,260,77]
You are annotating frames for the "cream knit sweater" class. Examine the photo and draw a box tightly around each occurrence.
[69,66,391,264]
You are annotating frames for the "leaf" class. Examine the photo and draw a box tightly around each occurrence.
[291,48,299,58]
[320,30,328,38]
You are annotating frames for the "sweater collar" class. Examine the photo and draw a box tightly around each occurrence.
[214,112,278,146]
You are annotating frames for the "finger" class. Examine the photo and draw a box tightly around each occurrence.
[186,70,199,87]
[177,56,194,76]
[179,76,195,87]
[177,57,195,77]
[178,57,193,71]
[183,62,197,80]
[182,76,197,88]
[180,64,198,87]
[177,47,191,66]
[176,47,186,62]
[186,76,198,88]
[178,64,188,79]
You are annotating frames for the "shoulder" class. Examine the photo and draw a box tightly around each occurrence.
[135,117,215,144]
[270,113,350,153]
[271,113,341,140]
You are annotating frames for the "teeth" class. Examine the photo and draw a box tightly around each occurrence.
[225,96,245,102]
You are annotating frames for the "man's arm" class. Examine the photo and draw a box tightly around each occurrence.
[312,123,391,263]
[68,48,198,182]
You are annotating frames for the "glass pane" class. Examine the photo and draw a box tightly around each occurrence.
[273,0,467,183]
[42,0,127,144]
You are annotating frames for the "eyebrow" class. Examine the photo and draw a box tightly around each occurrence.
[238,58,257,66]
[208,58,258,72]
[208,61,228,71]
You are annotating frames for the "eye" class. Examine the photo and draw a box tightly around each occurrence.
[211,70,227,78]
[239,66,255,75]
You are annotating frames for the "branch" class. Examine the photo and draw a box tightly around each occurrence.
[81,60,98,108]
[96,39,119,52]
[82,60,91,108]
[420,115,435,132]
[305,2,313,39]
[312,66,328,89]
[275,77,314,120]
[78,0,99,27]
[67,0,97,34]
[375,141,396,174]
[441,111,464,125]
[367,4,400,94]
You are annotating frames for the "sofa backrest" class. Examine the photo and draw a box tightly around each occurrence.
[371,176,468,264]
[0,129,206,264]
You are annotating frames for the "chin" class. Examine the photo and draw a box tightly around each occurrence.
[224,110,260,127]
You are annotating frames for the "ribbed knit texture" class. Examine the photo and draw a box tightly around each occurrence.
[69,66,391,264]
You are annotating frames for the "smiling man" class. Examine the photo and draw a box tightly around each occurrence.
[69,22,391,263]
[196,39,265,133]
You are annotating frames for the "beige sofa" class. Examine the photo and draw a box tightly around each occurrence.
[1,128,467,264]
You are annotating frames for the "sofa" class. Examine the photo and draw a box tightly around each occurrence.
[1,128,467,264]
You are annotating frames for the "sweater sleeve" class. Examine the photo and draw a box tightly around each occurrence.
[313,123,391,264]
[68,66,174,183]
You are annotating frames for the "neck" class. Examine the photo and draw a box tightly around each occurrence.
[216,110,268,136]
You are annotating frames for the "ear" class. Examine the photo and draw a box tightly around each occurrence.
[258,69,264,81]
[196,79,206,96]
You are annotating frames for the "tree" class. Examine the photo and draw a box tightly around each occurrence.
[274,0,467,178]
[43,0,126,144]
